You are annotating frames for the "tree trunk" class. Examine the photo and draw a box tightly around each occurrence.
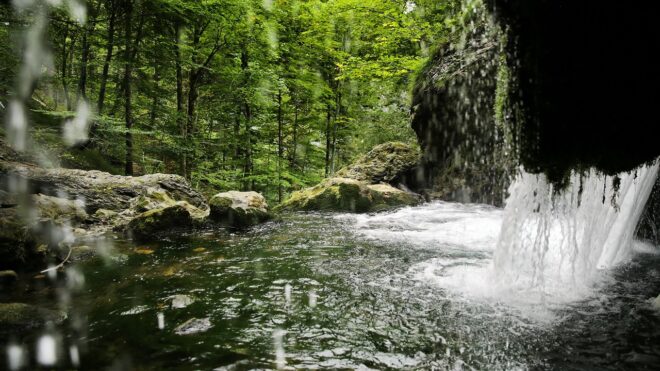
[174,23,186,177]
[290,101,299,169]
[324,109,332,177]
[123,0,134,176]
[61,24,71,110]
[97,0,116,115]
[277,89,284,202]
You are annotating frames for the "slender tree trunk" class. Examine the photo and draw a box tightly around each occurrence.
[123,0,134,176]
[277,89,284,202]
[148,52,161,128]
[174,23,186,177]
[241,48,253,191]
[77,1,100,103]
[290,101,299,168]
[61,24,71,110]
[324,109,332,177]
[97,0,116,115]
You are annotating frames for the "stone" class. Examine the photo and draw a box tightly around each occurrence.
[0,303,67,329]
[0,208,41,270]
[367,184,423,212]
[125,204,193,242]
[0,161,207,213]
[209,191,271,228]
[174,317,212,335]
[33,194,88,223]
[0,270,18,284]
[335,142,420,185]
[279,178,420,213]
[170,294,195,309]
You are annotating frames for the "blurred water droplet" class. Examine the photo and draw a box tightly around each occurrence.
[63,100,92,147]
[157,312,165,330]
[284,283,292,308]
[273,329,287,369]
[69,345,80,367]
[6,344,26,371]
[6,101,27,152]
[308,290,317,308]
[36,335,57,366]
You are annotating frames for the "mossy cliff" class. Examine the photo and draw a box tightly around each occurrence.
[410,2,514,206]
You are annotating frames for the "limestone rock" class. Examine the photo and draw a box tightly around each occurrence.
[174,317,212,335]
[279,178,420,213]
[0,270,18,284]
[209,191,271,228]
[336,142,420,184]
[0,303,67,329]
[125,204,193,242]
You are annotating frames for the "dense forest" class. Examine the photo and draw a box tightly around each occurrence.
[0,0,461,202]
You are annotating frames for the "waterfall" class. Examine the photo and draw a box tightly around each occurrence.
[494,162,659,302]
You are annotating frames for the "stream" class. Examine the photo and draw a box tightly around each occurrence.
[2,202,660,370]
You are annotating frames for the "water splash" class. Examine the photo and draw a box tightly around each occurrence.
[495,163,659,303]
[5,101,28,152]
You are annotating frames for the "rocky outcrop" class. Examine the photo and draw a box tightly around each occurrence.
[209,191,271,228]
[409,2,514,206]
[0,160,206,213]
[484,0,660,182]
[279,178,421,213]
[335,142,420,185]
[280,142,423,213]
[125,204,194,242]
[1,152,210,268]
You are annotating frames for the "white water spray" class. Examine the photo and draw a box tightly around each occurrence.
[494,163,659,302]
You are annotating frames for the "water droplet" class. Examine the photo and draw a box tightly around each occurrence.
[6,344,26,370]
[36,335,57,366]
[157,312,165,330]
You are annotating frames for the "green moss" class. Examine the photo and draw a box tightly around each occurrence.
[0,303,67,328]
[335,142,420,184]
[279,178,419,213]
[126,205,193,242]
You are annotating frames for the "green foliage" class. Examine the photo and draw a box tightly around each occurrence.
[0,0,458,203]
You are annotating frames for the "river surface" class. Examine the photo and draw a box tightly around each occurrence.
[2,202,660,370]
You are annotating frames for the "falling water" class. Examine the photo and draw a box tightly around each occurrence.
[494,163,660,303]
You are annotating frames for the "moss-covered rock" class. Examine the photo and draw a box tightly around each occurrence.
[367,184,423,212]
[125,204,193,241]
[209,191,271,229]
[336,142,420,185]
[0,303,67,330]
[279,178,420,213]
[33,194,88,223]
[0,208,42,270]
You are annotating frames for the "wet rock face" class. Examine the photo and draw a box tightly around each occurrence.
[637,176,660,245]
[485,0,660,180]
[410,9,514,206]
[209,191,271,229]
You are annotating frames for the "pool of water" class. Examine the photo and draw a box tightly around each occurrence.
[2,202,660,370]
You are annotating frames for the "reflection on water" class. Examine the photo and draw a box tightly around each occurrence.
[2,208,660,370]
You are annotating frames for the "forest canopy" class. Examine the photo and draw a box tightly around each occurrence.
[0,0,461,202]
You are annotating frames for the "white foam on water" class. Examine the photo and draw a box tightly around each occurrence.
[342,162,659,321]
[495,163,659,305]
